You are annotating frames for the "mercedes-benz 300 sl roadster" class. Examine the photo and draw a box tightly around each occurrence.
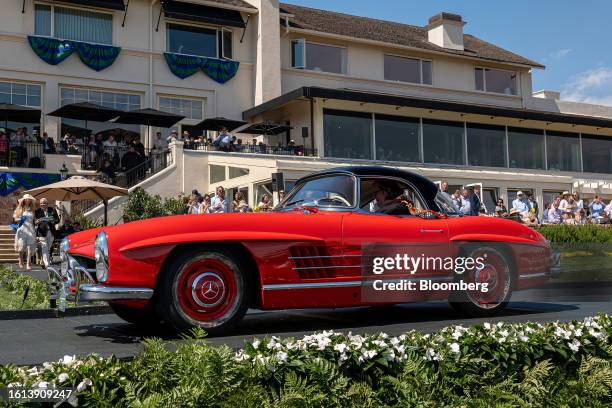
[51,167,560,334]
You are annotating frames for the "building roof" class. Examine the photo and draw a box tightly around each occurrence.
[242,86,612,129]
[198,0,258,12]
[279,3,544,68]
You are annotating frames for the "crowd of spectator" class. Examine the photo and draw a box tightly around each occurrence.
[439,181,612,226]
[180,187,285,215]
[0,127,50,167]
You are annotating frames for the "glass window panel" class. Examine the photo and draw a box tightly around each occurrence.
[546,131,580,172]
[55,7,113,44]
[12,94,26,105]
[129,95,140,105]
[0,93,10,104]
[475,68,484,91]
[229,167,249,179]
[222,30,233,59]
[374,114,420,162]
[75,89,89,102]
[102,92,114,103]
[115,93,128,104]
[210,165,226,184]
[26,95,41,107]
[422,60,433,85]
[467,123,507,167]
[291,39,305,68]
[384,55,420,84]
[323,109,372,160]
[116,103,128,112]
[0,83,10,93]
[61,87,75,100]
[305,43,346,74]
[422,119,465,165]
[484,69,517,95]
[26,85,41,97]
[171,98,181,109]
[507,127,545,169]
[12,84,26,95]
[34,4,52,37]
[582,134,612,174]
[167,24,217,58]
[191,107,202,120]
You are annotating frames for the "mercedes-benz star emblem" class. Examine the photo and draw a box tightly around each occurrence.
[201,281,220,299]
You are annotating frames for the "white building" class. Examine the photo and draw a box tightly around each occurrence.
[1,0,611,220]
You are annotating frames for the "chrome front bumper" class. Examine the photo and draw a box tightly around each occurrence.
[79,284,153,301]
[549,249,562,278]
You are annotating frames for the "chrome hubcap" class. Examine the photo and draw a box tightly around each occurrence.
[191,272,225,308]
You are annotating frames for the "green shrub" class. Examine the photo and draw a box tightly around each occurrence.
[538,224,612,244]
[0,266,49,310]
[68,210,103,231]
[123,188,186,222]
[2,315,611,406]
[162,194,186,216]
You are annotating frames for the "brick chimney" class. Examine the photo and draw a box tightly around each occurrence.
[427,12,465,51]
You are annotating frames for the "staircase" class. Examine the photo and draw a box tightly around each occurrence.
[0,226,18,264]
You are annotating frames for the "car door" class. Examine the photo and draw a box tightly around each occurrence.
[341,180,451,304]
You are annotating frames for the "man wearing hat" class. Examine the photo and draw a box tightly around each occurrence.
[512,191,530,214]
[35,198,59,268]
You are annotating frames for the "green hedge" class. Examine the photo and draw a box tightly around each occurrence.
[123,188,186,222]
[0,266,48,310]
[538,224,612,244]
[1,315,611,406]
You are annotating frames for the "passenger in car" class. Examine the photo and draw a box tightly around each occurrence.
[371,181,411,215]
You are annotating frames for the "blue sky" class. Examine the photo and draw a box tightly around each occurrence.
[285,0,612,105]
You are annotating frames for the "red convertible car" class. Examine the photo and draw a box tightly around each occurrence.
[52,167,560,334]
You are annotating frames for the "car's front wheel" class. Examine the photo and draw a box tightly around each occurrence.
[156,247,251,335]
[449,245,514,317]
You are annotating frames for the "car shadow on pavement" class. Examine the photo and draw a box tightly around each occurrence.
[73,301,579,344]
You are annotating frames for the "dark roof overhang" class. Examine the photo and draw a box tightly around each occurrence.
[243,86,612,129]
[163,0,245,28]
[51,0,125,11]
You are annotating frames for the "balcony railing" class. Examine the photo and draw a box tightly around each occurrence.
[184,142,318,157]
[0,141,46,168]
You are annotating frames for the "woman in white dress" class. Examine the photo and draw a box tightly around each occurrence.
[14,194,37,270]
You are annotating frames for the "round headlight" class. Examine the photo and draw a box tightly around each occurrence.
[94,232,109,283]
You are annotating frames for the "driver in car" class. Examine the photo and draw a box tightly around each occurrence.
[370,181,412,215]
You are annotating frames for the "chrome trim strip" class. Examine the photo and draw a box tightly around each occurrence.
[79,285,154,301]
[519,272,547,280]
[292,265,364,270]
[264,276,454,290]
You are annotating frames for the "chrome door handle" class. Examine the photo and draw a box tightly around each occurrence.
[420,229,444,233]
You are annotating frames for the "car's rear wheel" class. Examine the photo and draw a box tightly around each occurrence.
[449,245,514,317]
[109,303,159,326]
[156,247,250,335]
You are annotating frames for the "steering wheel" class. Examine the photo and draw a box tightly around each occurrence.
[316,196,351,207]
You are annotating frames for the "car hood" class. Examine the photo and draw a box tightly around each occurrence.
[66,227,104,258]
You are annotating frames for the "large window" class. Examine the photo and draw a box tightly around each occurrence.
[374,114,420,162]
[546,131,580,172]
[507,127,545,169]
[35,4,113,44]
[467,123,507,167]
[60,87,141,139]
[0,81,42,137]
[422,119,465,165]
[323,109,372,159]
[384,55,432,85]
[291,40,347,74]
[167,24,233,59]
[475,68,517,95]
[582,134,612,174]
[159,96,203,120]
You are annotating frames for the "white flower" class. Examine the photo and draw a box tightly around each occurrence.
[275,351,288,362]
[61,355,76,366]
[425,348,441,361]
[252,340,260,349]
[36,381,50,389]
[58,373,69,383]
[7,382,21,388]
[450,343,460,353]
[519,334,529,342]
[334,343,348,353]
[568,339,581,352]
[483,322,491,330]
[76,378,92,392]
[574,329,583,337]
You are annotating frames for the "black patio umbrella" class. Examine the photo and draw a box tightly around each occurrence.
[195,117,247,131]
[48,102,123,128]
[113,108,185,128]
[61,123,92,139]
[238,122,293,135]
[0,103,41,129]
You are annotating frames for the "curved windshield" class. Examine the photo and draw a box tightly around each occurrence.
[435,191,461,215]
[278,175,355,210]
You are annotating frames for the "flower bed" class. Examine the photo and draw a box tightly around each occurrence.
[1,315,611,406]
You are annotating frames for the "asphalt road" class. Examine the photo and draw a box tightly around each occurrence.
[1,283,611,366]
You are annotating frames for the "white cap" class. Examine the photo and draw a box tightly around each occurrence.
[517,191,524,197]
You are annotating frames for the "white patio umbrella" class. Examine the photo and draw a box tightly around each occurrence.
[25,176,128,225]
